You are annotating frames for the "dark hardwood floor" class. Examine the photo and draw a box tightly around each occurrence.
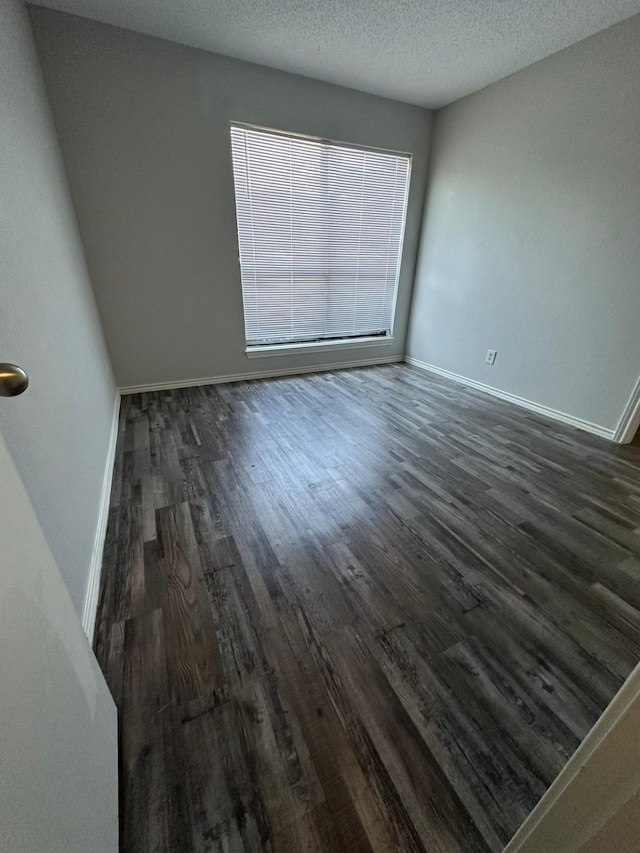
[94,364,640,852]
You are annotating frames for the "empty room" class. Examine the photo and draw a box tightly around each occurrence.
[2,0,640,850]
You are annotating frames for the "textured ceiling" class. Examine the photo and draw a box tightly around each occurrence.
[30,0,640,108]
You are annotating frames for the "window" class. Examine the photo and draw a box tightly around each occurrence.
[230,124,411,352]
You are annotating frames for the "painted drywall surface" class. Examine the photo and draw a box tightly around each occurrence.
[0,0,116,615]
[407,14,640,431]
[0,430,117,853]
[28,8,432,388]
[505,663,640,853]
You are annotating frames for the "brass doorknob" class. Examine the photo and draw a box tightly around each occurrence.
[0,363,29,397]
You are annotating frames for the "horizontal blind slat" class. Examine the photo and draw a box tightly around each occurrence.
[230,125,410,345]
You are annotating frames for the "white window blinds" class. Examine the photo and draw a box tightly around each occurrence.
[230,125,411,347]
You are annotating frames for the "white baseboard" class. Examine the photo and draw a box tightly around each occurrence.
[82,391,121,644]
[613,374,640,444]
[404,356,615,441]
[119,355,403,395]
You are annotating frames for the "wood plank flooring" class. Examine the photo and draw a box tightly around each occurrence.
[94,364,640,852]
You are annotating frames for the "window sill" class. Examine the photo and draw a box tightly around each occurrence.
[245,336,395,359]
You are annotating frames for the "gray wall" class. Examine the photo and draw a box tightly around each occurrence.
[505,662,640,853]
[0,0,116,616]
[29,8,432,389]
[407,14,640,432]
